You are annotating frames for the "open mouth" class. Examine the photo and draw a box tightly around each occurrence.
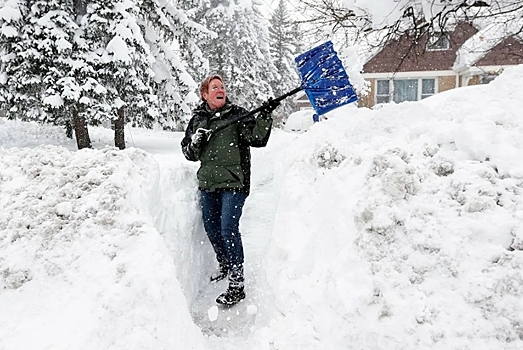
[216,95,224,100]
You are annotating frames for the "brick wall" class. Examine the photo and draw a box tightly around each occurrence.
[358,79,375,108]
[438,75,457,92]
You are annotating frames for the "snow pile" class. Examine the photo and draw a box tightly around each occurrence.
[260,65,523,349]
[1,64,523,349]
[0,146,205,349]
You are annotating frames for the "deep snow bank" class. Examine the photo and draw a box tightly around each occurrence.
[258,65,523,349]
[149,152,213,304]
[1,64,523,349]
[0,146,206,349]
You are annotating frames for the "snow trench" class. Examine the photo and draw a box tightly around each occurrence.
[0,135,283,350]
[150,148,282,348]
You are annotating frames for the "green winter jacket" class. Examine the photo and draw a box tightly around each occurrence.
[181,99,273,193]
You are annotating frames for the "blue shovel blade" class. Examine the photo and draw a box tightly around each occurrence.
[295,41,358,115]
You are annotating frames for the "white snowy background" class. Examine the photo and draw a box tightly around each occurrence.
[1,64,523,349]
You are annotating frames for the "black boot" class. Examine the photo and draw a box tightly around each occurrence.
[216,285,245,305]
[210,261,228,283]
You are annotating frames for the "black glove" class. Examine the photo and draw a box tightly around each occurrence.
[260,98,280,115]
[189,128,210,152]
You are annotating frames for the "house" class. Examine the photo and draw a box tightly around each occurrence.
[358,21,523,108]
[293,91,313,111]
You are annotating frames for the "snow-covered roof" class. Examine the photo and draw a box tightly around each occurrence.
[453,20,521,71]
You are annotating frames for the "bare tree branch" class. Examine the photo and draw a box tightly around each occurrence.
[296,0,523,53]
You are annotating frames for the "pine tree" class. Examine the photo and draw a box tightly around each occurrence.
[249,0,279,106]
[198,0,231,80]
[32,0,82,129]
[198,0,277,110]
[177,0,212,85]
[79,0,159,148]
[0,0,34,120]
[268,0,300,125]
[1,0,208,146]
[137,0,206,130]
[0,0,94,147]
[57,0,106,149]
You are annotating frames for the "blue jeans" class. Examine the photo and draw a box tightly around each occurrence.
[200,190,248,287]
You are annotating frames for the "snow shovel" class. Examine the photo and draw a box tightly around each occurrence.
[206,41,358,136]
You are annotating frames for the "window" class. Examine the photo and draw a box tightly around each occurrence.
[427,32,450,50]
[376,80,390,103]
[421,79,435,99]
[376,78,436,104]
[393,79,418,103]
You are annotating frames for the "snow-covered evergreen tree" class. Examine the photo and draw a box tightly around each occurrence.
[1,0,83,128]
[32,0,83,129]
[291,22,303,56]
[177,0,212,86]
[82,0,156,126]
[137,0,208,129]
[0,0,35,120]
[197,0,231,81]
[269,0,301,124]
[249,0,279,106]
[198,0,277,110]
[1,0,209,139]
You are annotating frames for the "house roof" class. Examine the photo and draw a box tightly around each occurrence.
[454,21,523,71]
[293,90,308,102]
[362,22,478,74]
[361,19,523,75]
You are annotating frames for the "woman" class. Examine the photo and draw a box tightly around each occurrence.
[181,74,279,305]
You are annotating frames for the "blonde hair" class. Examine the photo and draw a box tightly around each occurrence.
[200,74,224,101]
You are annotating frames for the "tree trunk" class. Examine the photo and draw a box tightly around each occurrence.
[114,107,126,150]
[72,0,87,16]
[65,119,73,139]
[72,109,91,149]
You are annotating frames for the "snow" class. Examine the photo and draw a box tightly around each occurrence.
[283,109,315,133]
[1,65,523,349]
[43,94,63,108]
[0,25,17,37]
[0,1,22,23]
[106,35,132,63]
[342,0,406,27]
[208,305,219,322]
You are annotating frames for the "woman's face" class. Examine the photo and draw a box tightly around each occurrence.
[203,78,226,110]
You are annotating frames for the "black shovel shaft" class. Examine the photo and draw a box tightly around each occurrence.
[210,86,303,135]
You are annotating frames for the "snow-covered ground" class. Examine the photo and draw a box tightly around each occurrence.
[1,65,523,349]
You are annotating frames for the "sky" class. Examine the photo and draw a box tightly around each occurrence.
[1,63,523,349]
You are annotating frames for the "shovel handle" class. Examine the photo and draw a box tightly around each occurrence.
[210,87,303,135]
[272,87,303,104]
